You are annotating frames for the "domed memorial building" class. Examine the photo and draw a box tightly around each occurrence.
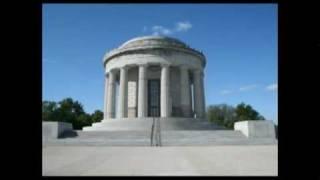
[83,36,218,131]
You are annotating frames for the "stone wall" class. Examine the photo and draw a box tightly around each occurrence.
[42,121,73,139]
[127,67,138,117]
[234,120,276,138]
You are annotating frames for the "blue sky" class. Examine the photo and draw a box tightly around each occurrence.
[43,4,278,123]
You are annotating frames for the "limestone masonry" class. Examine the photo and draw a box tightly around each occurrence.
[83,35,208,131]
[105,35,205,118]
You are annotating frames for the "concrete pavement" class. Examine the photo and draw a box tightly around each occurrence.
[42,145,277,176]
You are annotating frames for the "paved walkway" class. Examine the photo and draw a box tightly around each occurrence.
[42,145,277,176]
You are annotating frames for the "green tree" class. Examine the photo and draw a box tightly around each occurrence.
[207,104,236,129]
[56,98,86,124]
[42,97,97,130]
[74,114,92,130]
[72,101,85,116]
[235,102,265,121]
[42,101,58,121]
[91,110,104,123]
[207,102,265,129]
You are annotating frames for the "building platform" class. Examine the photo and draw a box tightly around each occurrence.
[82,118,224,131]
[43,145,277,176]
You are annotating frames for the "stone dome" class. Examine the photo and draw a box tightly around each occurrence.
[118,35,189,50]
[103,35,205,65]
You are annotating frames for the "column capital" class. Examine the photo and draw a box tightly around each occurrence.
[180,65,189,70]
[193,69,204,77]
[193,68,202,73]
[138,64,149,68]
[108,68,118,74]
[120,65,129,70]
[161,64,170,68]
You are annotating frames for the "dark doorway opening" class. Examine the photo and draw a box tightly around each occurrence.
[148,79,160,117]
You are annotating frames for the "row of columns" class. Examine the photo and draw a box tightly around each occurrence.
[104,64,205,119]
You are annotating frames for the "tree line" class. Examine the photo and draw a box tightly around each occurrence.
[206,102,265,129]
[42,98,103,130]
[42,98,267,130]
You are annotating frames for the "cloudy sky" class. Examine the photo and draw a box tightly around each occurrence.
[43,4,277,123]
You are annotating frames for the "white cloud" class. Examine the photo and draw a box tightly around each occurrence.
[220,90,232,95]
[266,83,278,91]
[239,84,258,92]
[152,31,159,36]
[143,26,147,32]
[151,25,172,35]
[148,21,192,36]
[175,21,192,32]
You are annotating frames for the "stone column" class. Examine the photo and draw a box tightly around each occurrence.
[200,71,206,118]
[103,74,108,119]
[160,64,171,117]
[106,70,116,119]
[118,66,128,118]
[138,64,148,117]
[180,66,191,117]
[189,76,193,116]
[193,69,204,118]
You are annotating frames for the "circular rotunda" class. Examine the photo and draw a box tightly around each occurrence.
[83,36,212,131]
[104,35,206,119]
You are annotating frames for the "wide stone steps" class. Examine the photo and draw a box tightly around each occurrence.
[162,131,277,146]
[44,130,277,146]
[83,118,224,131]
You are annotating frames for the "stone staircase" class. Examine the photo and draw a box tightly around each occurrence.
[43,130,277,146]
[82,118,224,131]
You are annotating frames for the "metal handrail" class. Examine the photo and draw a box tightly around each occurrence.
[150,117,162,146]
[155,118,159,146]
[158,117,162,146]
[150,117,155,146]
